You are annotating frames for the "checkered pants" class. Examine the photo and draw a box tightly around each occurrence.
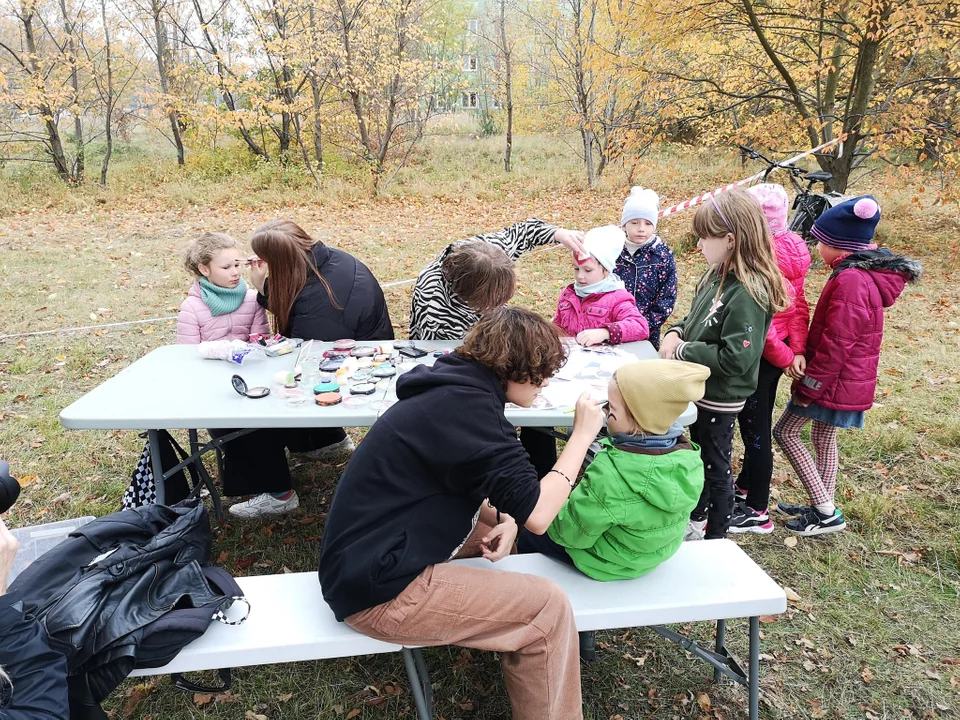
[773,408,839,506]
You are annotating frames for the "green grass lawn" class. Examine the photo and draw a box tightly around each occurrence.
[1,135,958,719]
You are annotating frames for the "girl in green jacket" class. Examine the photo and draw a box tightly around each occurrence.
[660,189,789,540]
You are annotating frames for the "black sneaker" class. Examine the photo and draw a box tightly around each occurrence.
[786,507,846,536]
[734,483,748,502]
[776,501,812,517]
[579,631,596,662]
[728,503,774,534]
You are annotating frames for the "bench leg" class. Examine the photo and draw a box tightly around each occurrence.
[713,619,726,683]
[402,648,433,719]
[749,616,759,720]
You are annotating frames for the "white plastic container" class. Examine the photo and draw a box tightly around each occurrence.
[9,516,96,583]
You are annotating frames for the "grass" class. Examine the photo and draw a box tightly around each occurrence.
[1,131,959,719]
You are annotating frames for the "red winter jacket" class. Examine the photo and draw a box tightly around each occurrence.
[794,251,920,411]
[553,285,649,344]
[764,230,811,369]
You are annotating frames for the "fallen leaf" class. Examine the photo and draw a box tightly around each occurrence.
[784,586,802,603]
[193,693,213,706]
[278,693,293,702]
[17,474,38,486]
[346,710,360,719]
[123,683,155,719]
[809,698,826,718]
[862,667,875,683]
[244,713,267,720]
[783,536,798,548]
[694,692,711,712]
[925,669,941,680]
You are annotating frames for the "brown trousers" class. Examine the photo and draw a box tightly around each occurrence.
[346,523,583,719]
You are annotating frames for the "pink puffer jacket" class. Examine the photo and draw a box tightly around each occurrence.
[553,285,649,344]
[764,230,811,369]
[176,281,270,344]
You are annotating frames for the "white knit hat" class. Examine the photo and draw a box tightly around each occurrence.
[579,225,626,272]
[620,186,660,228]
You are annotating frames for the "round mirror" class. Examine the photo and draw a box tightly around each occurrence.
[232,374,270,399]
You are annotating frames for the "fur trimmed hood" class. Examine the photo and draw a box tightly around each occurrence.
[831,248,921,310]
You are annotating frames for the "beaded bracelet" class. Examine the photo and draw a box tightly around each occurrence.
[549,467,575,489]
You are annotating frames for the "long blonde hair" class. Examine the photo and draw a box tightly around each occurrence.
[692,188,789,313]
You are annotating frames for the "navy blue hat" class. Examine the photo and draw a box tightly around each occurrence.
[811,195,881,251]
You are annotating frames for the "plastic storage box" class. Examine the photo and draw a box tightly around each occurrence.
[9,516,95,583]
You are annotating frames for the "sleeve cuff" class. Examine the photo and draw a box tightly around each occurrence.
[605,323,623,345]
[675,341,688,360]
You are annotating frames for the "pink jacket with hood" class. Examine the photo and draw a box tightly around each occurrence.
[553,285,649,344]
[749,184,811,369]
[177,280,270,344]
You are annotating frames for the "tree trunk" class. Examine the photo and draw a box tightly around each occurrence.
[500,0,512,172]
[99,0,114,185]
[59,0,84,182]
[310,77,324,169]
[151,0,185,165]
[21,11,72,181]
[581,126,596,188]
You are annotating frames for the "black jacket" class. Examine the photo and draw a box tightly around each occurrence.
[258,243,394,341]
[8,501,218,706]
[0,591,69,719]
[319,353,542,621]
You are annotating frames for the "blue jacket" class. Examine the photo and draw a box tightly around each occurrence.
[613,236,677,349]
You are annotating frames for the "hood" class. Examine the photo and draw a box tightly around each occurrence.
[396,352,507,405]
[748,183,789,234]
[187,280,202,299]
[603,439,703,513]
[832,249,922,308]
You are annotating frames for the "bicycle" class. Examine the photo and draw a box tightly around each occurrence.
[738,144,853,255]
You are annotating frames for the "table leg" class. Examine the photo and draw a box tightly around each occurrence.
[749,615,760,720]
[714,618,727,683]
[147,429,166,505]
[402,647,431,720]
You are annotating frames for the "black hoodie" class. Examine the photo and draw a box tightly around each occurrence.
[318,353,542,621]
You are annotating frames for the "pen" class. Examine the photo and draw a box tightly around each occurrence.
[563,400,607,414]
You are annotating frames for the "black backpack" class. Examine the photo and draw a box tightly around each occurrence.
[122,431,197,509]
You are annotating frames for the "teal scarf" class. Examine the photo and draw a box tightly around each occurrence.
[199,277,248,317]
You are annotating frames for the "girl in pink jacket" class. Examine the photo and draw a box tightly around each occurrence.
[553,226,649,345]
[176,232,269,344]
[729,184,811,534]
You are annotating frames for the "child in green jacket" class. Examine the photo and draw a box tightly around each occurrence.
[519,359,710,657]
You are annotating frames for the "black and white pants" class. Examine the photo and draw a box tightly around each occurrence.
[689,408,738,539]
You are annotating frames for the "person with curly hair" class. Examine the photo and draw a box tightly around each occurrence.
[319,307,605,720]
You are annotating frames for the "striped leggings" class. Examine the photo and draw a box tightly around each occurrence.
[772,409,839,506]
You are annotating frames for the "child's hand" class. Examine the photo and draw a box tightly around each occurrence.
[791,393,811,408]
[786,354,807,380]
[0,517,19,596]
[660,332,681,359]
[481,515,518,563]
[576,328,609,346]
[572,391,605,439]
[554,228,587,256]
[248,258,268,294]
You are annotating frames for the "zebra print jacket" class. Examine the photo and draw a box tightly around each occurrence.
[408,218,558,340]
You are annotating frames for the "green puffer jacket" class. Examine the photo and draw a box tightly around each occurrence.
[547,437,704,581]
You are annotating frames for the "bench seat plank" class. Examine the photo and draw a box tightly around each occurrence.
[131,539,784,678]
[130,572,401,677]
[454,539,786,631]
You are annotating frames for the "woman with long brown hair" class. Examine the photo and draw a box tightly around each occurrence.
[218,220,393,519]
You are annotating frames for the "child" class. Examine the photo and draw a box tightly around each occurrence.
[518,359,709,659]
[773,196,920,536]
[177,232,298,520]
[177,232,269,343]
[553,225,649,345]
[729,184,811,534]
[660,188,790,540]
[616,187,678,349]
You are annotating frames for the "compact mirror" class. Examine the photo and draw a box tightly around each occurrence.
[232,374,270,399]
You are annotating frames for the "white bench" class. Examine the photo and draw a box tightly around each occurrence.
[131,540,786,720]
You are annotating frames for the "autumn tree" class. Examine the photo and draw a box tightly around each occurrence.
[669,0,960,192]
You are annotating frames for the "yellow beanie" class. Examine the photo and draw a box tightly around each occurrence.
[613,360,710,435]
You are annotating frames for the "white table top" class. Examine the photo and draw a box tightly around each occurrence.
[129,539,784,677]
[60,340,696,431]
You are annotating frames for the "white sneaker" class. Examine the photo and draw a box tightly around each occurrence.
[228,492,300,519]
[684,518,707,542]
[295,436,356,462]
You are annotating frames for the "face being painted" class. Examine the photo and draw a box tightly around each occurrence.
[603,379,640,435]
